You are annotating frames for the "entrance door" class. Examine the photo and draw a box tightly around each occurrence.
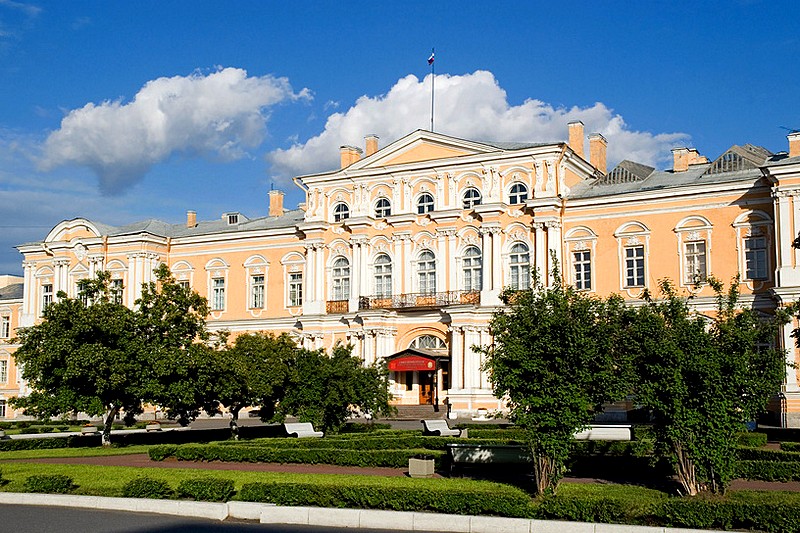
[419,371,434,405]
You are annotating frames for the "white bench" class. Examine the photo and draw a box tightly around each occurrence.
[422,419,462,437]
[284,422,323,438]
[573,424,632,441]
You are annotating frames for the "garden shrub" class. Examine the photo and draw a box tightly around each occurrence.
[238,481,533,517]
[122,477,174,499]
[735,460,800,482]
[339,423,392,433]
[737,432,768,448]
[781,442,800,452]
[177,478,235,502]
[661,499,800,533]
[24,474,75,494]
[737,447,800,462]
[534,496,637,524]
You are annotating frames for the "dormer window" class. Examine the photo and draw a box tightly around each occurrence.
[462,188,482,209]
[223,213,240,225]
[333,203,350,222]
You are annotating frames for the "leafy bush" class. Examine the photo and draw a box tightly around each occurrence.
[24,474,75,494]
[238,481,533,517]
[122,477,174,499]
[735,460,800,482]
[737,447,800,463]
[661,499,800,533]
[177,478,235,502]
[737,432,768,448]
[534,496,636,524]
[0,436,72,451]
[781,442,800,452]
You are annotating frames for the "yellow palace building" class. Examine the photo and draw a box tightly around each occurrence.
[5,125,800,426]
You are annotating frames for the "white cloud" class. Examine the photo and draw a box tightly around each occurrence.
[39,67,310,194]
[268,70,689,178]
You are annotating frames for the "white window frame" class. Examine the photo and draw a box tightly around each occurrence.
[674,216,713,289]
[416,193,435,215]
[409,335,446,350]
[41,283,53,313]
[250,274,265,309]
[508,183,529,204]
[573,250,592,291]
[615,223,651,296]
[417,250,437,294]
[462,246,482,292]
[744,236,768,280]
[205,259,229,314]
[0,360,7,383]
[330,256,351,301]
[288,272,303,307]
[373,254,393,298]
[211,277,226,311]
[110,278,124,305]
[375,197,391,218]
[508,242,531,291]
[333,202,350,222]
[564,227,598,292]
[683,240,707,285]
[0,399,5,418]
[0,315,9,339]
[624,246,646,288]
[462,187,482,209]
[733,211,773,289]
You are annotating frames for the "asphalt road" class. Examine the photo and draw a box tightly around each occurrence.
[0,504,438,533]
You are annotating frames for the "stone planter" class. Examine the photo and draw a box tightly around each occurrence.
[146,423,162,432]
[80,426,98,435]
[408,456,435,478]
[0,430,7,440]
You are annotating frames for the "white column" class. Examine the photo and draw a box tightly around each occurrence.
[350,240,361,312]
[392,236,403,296]
[775,190,797,285]
[436,231,447,294]
[480,229,492,291]
[447,231,457,291]
[316,245,326,307]
[363,330,376,366]
[21,261,34,323]
[403,237,413,293]
[448,326,464,391]
[491,228,502,292]
[463,326,482,390]
[360,240,369,298]
[534,223,547,280]
[783,321,799,392]
[478,327,491,390]
[546,221,562,285]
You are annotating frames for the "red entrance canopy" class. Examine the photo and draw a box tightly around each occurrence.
[388,355,436,372]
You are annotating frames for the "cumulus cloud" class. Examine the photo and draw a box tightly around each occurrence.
[268,70,688,178]
[39,67,310,194]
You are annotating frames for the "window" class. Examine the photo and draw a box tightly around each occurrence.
[41,284,53,312]
[178,280,190,291]
[509,183,528,204]
[374,254,392,297]
[417,250,436,294]
[684,241,707,284]
[410,335,446,349]
[250,275,265,309]
[573,250,592,290]
[462,246,482,291]
[0,360,6,383]
[0,399,5,418]
[110,279,123,305]
[745,237,768,280]
[375,198,391,218]
[288,272,303,307]
[625,246,645,287]
[211,278,225,311]
[509,243,531,290]
[462,188,482,209]
[332,257,351,301]
[417,193,434,214]
[333,203,350,222]
[1,316,9,339]
[227,213,239,225]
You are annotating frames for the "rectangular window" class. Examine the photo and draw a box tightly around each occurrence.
[0,316,9,339]
[110,279,123,305]
[0,399,5,418]
[624,246,645,287]
[288,272,303,307]
[178,280,190,291]
[250,275,265,309]
[0,360,7,383]
[41,284,53,313]
[745,237,768,280]
[211,278,225,311]
[573,250,592,290]
[684,241,707,284]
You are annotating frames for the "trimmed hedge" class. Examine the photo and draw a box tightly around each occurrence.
[781,442,800,452]
[737,432,768,448]
[149,444,447,468]
[735,460,800,482]
[122,477,174,499]
[737,447,800,463]
[662,499,800,533]
[238,481,533,517]
[0,435,98,451]
[223,435,520,451]
[24,474,75,494]
[177,478,235,502]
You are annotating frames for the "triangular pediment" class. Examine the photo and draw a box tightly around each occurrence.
[349,130,499,171]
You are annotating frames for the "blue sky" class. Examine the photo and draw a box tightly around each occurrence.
[0,0,798,274]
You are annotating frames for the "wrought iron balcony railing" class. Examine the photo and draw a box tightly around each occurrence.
[326,299,349,314]
[359,290,480,311]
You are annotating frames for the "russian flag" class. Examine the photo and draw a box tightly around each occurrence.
[428,51,435,65]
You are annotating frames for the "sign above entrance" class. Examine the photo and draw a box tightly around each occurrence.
[388,355,436,372]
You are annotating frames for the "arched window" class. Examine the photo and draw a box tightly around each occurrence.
[409,335,446,350]
[509,242,531,290]
[462,188,482,209]
[333,203,350,222]
[417,193,435,214]
[374,254,392,297]
[375,198,391,218]
[509,183,528,204]
[332,256,350,300]
[417,250,436,294]
[462,246,482,292]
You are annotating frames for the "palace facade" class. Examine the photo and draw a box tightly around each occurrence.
[5,126,800,425]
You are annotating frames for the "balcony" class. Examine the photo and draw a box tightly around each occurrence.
[326,300,349,314]
[359,290,480,311]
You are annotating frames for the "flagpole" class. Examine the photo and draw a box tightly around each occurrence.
[429,48,435,132]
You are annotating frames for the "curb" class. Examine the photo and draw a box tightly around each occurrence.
[0,493,727,533]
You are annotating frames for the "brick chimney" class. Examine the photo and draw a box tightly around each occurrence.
[673,147,708,172]
[365,134,379,157]
[588,133,607,174]
[568,121,585,158]
[789,132,800,157]
[186,210,197,228]
[339,145,362,168]
[268,190,284,217]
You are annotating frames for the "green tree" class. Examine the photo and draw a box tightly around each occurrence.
[277,344,393,433]
[631,278,791,495]
[478,270,631,495]
[10,272,143,446]
[214,332,295,439]
[135,264,213,426]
